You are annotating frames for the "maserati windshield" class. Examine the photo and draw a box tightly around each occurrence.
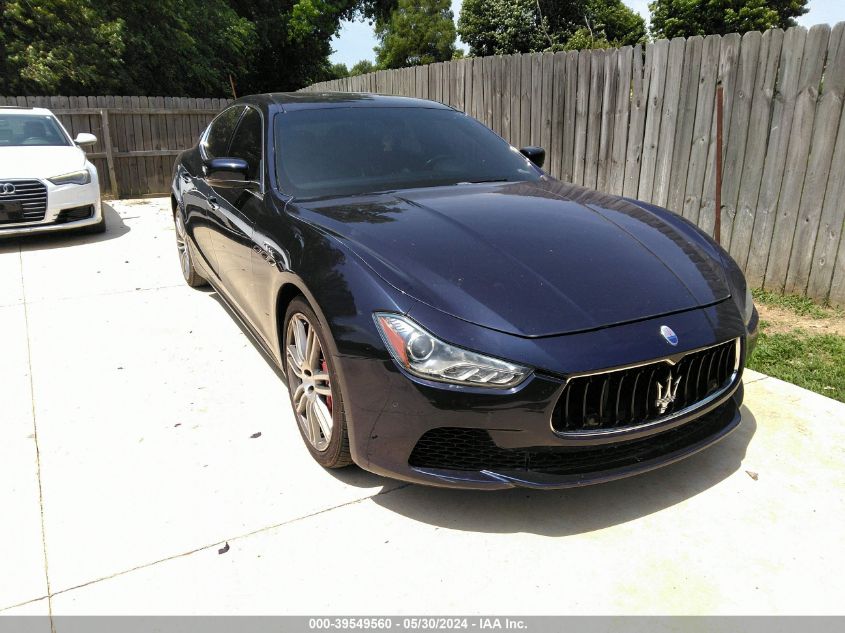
[274,107,540,199]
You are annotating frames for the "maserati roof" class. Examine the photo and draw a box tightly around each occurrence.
[236,92,451,112]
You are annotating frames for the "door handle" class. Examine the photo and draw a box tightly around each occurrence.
[208,196,219,211]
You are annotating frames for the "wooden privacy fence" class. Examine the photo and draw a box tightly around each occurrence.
[0,96,233,197]
[304,23,845,306]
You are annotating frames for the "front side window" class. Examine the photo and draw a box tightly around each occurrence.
[227,107,262,181]
[273,107,540,199]
[0,114,71,147]
[203,106,244,159]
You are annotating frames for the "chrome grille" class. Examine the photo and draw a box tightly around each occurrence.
[551,338,740,433]
[0,179,48,224]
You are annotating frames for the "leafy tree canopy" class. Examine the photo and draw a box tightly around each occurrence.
[1,0,125,94]
[328,62,351,78]
[649,0,808,39]
[457,0,547,57]
[100,0,256,96]
[375,0,456,69]
[350,60,377,75]
[457,0,646,56]
[0,0,388,95]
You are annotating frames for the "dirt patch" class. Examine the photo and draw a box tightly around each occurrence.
[757,303,845,337]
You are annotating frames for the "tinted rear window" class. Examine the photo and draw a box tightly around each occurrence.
[273,107,539,199]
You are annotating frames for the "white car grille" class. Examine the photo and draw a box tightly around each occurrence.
[0,179,48,224]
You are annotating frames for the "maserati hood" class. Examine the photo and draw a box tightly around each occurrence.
[299,180,731,337]
[0,146,87,180]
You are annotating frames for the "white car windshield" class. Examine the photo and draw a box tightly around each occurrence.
[0,113,71,147]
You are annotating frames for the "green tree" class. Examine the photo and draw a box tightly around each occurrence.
[229,0,358,93]
[329,62,351,78]
[0,0,397,96]
[650,0,808,39]
[590,0,647,45]
[375,0,456,69]
[1,0,125,94]
[457,0,547,57]
[564,28,612,50]
[350,59,377,75]
[458,0,645,56]
[101,0,256,96]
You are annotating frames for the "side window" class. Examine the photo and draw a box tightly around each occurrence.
[227,107,262,181]
[203,106,244,159]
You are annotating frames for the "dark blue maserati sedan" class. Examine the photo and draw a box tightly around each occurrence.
[170,92,758,489]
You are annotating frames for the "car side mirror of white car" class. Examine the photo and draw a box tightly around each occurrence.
[74,133,97,146]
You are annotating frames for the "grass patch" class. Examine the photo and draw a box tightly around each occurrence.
[752,288,840,319]
[748,328,845,402]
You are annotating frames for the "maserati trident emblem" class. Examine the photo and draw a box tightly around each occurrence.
[660,325,678,346]
[1,183,15,195]
[656,374,683,414]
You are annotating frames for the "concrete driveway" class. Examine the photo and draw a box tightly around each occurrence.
[2,199,844,620]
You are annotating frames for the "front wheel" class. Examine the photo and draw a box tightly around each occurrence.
[174,212,207,287]
[283,298,352,468]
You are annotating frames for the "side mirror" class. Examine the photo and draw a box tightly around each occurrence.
[74,132,97,146]
[203,157,249,185]
[520,146,546,169]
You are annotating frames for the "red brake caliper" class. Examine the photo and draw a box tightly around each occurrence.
[321,359,333,413]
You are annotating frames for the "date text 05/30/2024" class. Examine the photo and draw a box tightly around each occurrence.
[308,618,528,630]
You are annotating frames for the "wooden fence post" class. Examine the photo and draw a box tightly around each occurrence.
[714,84,723,245]
[100,108,119,197]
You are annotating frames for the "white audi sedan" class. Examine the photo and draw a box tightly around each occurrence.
[0,106,105,237]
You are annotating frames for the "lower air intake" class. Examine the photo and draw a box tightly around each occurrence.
[409,402,736,475]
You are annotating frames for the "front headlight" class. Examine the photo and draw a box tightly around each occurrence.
[48,170,91,186]
[744,285,754,323]
[374,313,531,388]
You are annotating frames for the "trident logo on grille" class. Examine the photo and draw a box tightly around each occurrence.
[656,373,683,415]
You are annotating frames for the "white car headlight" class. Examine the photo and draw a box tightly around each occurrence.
[48,170,91,186]
[374,313,531,388]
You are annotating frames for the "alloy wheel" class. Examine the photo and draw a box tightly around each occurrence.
[285,313,334,451]
[174,214,191,281]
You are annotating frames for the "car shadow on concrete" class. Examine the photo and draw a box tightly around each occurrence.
[5,202,129,251]
[368,408,757,536]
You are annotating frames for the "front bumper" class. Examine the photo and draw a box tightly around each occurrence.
[348,357,743,490]
[0,179,102,237]
[387,393,741,489]
[335,302,756,490]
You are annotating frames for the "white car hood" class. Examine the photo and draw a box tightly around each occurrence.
[0,146,87,179]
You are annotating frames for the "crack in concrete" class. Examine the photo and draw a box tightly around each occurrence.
[18,244,55,631]
[0,595,50,613]
[743,375,770,385]
[46,482,412,601]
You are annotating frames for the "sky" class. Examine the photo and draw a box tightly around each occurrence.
[329,0,845,67]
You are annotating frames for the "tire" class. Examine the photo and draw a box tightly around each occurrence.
[173,212,207,287]
[283,297,352,468]
[81,212,106,234]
